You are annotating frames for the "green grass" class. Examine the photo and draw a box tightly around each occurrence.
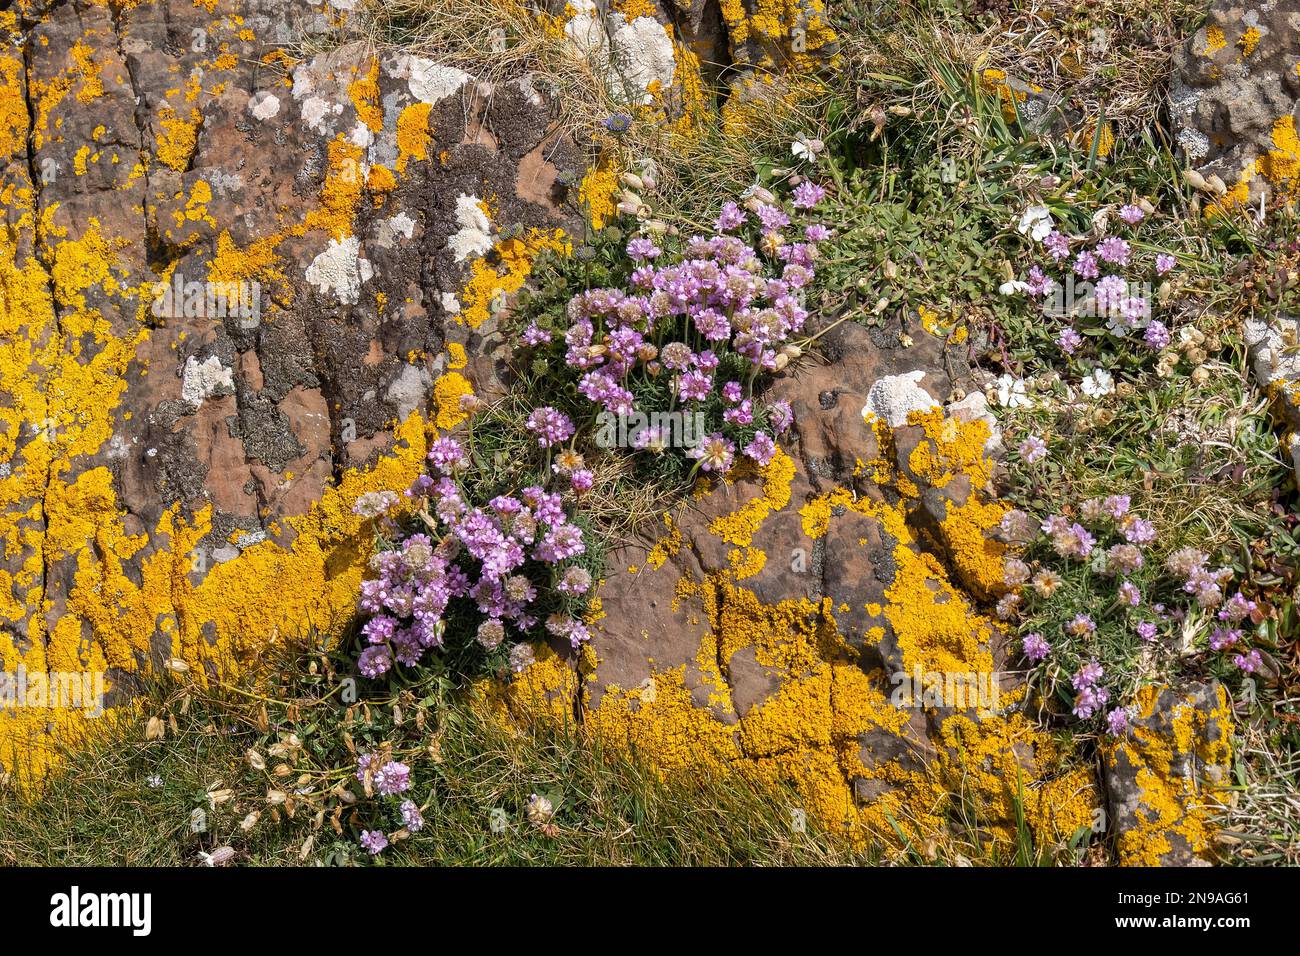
[0,641,875,866]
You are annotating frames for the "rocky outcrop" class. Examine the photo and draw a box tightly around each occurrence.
[1172,1,1300,214]
[1102,682,1233,866]
[0,0,579,776]
[494,317,1100,853]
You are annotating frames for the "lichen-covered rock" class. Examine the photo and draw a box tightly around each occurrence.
[1172,1,1300,214]
[498,318,1099,853]
[1102,682,1233,866]
[1243,311,1300,481]
[0,0,579,778]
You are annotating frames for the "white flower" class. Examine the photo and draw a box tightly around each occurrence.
[998,279,1030,296]
[1080,368,1115,398]
[791,134,824,162]
[1017,205,1054,242]
[994,373,1030,409]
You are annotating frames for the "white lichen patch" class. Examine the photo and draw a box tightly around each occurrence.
[441,292,462,315]
[609,15,676,105]
[373,211,416,249]
[563,0,608,60]
[305,236,374,304]
[181,355,235,408]
[248,91,281,121]
[301,95,344,135]
[448,194,494,262]
[387,54,470,105]
[863,370,937,427]
[385,363,434,421]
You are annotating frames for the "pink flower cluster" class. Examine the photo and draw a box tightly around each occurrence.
[353,435,592,680]
[520,185,830,475]
[1021,207,1176,358]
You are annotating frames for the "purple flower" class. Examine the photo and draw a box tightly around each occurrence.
[1096,237,1131,266]
[525,406,575,448]
[723,398,754,426]
[1135,621,1158,642]
[1073,660,1104,688]
[792,181,827,209]
[570,468,594,494]
[1155,253,1176,275]
[744,431,777,466]
[692,433,735,473]
[1219,593,1258,623]
[805,223,831,242]
[1119,204,1145,225]
[359,644,393,678]
[1103,494,1130,520]
[1057,326,1083,355]
[1073,251,1099,279]
[1105,707,1131,736]
[1210,627,1242,651]
[1233,649,1263,674]
[1066,614,1097,638]
[399,800,424,833]
[521,321,552,347]
[627,237,662,262]
[1143,321,1170,350]
[1018,435,1047,463]
[1122,517,1155,545]
[677,369,713,402]
[374,760,411,796]
[359,830,388,855]
[1022,632,1051,662]
[1044,230,1070,260]
[1118,581,1141,607]
[769,400,794,433]
[716,201,746,232]
[427,436,466,475]
[1072,684,1109,719]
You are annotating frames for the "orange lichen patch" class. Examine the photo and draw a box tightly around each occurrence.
[1238,26,1261,57]
[347,58,383,134]
[69,39,105,104]
[0,39,428,777]
[432,372,474,429]
[1207,115,1300,216]
[577,159,618,231]
[706,449,795,547]
[306,137,366,240]
[445,342,468,371]
[457,228,570,330]
[643,513,681,570]
[1102,684,1232,866]
[155,104,202,172]
[584,668,742,773]
[395,102,432,173]
[491,643,580,726]
[1202,25,1227,57]
[718,0,838,72]
[0,26,26,161]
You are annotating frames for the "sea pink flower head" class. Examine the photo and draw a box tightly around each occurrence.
[1022,632,1051,662]
[1119,204,1145,225]
[1018,435,1047,463]
[525,406,575,448]
[792,181,827,209]
[1096,237,1132,266]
